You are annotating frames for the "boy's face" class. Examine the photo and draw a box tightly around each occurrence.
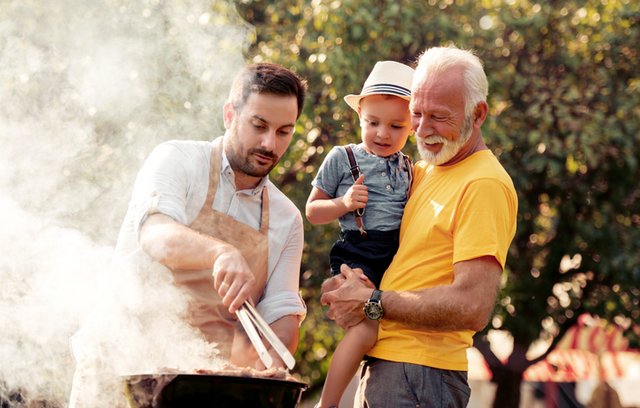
[358,94,412,158]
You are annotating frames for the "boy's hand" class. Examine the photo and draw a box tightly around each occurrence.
[342,175,368,211]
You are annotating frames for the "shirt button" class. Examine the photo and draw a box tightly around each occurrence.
[381,171,386,177]
[380,159,384,164]
[385,185,391,190]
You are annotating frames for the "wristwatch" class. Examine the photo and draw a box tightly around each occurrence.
[364,289,384,320]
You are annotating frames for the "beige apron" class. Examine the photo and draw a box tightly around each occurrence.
[172,137,269,358]
[169,136,270,358]
[68,137,270,407]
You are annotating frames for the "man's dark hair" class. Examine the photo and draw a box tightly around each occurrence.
[228,62,307,118]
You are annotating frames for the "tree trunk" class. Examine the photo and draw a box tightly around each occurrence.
[491,367,524,408]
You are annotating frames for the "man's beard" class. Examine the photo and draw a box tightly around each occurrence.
[227,145,279,178]
[417,114,473,165]
[226,128,280,178]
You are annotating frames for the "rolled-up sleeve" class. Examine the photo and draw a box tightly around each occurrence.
[256,211,306,325]
[128,141,199,239]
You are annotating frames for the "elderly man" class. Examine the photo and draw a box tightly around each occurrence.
[321,46,518,407]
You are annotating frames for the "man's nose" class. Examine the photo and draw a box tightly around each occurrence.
[414,117,433,138]
[261,129,277,151]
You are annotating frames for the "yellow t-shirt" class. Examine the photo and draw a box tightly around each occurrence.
[369,150,518,371]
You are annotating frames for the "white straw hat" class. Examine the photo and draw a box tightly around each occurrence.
[344,61,415,112]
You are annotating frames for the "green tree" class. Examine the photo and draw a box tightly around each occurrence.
[474,2,640,406]
[235,0,640,406]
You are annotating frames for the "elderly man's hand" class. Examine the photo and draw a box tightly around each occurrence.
[320,264,375,329]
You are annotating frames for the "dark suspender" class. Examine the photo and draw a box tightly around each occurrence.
[344,145,366,236]
[403,154,413,196]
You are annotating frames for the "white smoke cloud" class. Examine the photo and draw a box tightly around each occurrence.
[0,0,252,405]
[0,197,112,402]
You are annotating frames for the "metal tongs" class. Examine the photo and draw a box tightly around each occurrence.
[236,301,296,370]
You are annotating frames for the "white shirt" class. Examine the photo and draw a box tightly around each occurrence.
[114,136,306,324]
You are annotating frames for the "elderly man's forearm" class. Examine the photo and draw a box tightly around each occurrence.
[382,289,495,332]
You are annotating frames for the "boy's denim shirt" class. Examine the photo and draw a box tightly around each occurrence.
[311,143,411,232]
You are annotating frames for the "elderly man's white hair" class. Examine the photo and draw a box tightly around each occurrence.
[413,46,488,118]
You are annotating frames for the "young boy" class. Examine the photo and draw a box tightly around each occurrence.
[306,61,414,408]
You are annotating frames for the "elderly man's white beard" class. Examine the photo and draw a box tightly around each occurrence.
[417,115,473,165]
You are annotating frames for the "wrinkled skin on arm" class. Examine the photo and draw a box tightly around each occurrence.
[321,256,501,332]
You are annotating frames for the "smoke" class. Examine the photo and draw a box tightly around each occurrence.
[0,0,252,405]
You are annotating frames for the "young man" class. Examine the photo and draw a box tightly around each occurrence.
[321,46,518,407]
[69,62,308,407]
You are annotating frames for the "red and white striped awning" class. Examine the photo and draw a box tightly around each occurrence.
[468,314,639,382]
[524,314,636,382]
[522,349,638,382]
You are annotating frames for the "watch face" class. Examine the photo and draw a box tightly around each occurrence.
[365,302,383,320]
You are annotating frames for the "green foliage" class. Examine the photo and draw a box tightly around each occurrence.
[483,0,640,347]
[234,0,640,396]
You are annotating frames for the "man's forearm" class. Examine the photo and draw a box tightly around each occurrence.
[323,259,501,332]
[382,258,502,332]
[139,213,229,270]
[269,314,300,354]
[381,288,468,331]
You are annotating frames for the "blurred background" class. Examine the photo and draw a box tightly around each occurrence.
[1,0,638,407]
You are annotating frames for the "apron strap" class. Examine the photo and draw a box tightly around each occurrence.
[259,188,269,234]
[203,136,224,211]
